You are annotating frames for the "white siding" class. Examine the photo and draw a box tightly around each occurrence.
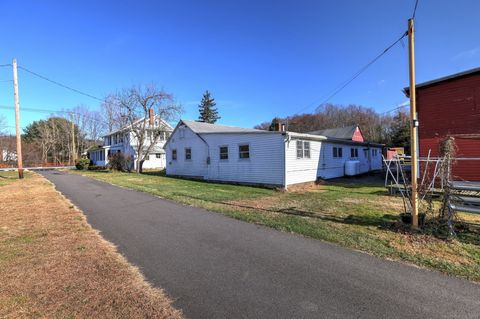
[165,123,384,187]
[142,152,166,169]
[285,139,322,186]
[370,147,383,170]
[317,142,384,179]
[165,127,285,186]
[165,126,209,178]
[203,133,285,186]
[317,142,347,179]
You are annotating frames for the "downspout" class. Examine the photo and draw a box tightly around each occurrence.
[283,132,291,190]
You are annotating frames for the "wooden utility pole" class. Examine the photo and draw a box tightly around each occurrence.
[408,19,419,228]
[12,59,24,179]
[71,114,76,164]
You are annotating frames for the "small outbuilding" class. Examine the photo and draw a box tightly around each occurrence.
[164,120,383,189]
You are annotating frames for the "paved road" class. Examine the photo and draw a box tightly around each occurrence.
[40,170,480,319]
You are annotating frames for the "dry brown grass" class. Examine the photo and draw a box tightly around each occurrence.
[0,173,183,319]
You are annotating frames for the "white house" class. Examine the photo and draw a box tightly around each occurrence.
[88,115,173,170]
[164,120,383,189]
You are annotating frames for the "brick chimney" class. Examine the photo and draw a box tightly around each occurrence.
[149,108,154,126]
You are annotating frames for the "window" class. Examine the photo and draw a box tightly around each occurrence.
[145,154,150,161]
[156,153,162,159]
[219,146,228,160]
[239,144,250,159]
[185,148,192,160]
[333,146,343,158]
[350,148,358,158]
[304,142,310,158]
[172,149,177,160]
[372,149,378,156]
[296,141,311,159]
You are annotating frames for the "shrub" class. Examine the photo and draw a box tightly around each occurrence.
[108,153,133,172]
[75,158,90,170]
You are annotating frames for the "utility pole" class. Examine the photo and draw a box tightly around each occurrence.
[12,59,24,179]
[71,114,76,164]
[408,18,419,228]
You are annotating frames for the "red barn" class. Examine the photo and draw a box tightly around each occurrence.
[405,67,480,181]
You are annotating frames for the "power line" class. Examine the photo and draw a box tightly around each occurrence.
[379,103,410,116]
[412,0,419,19]
[17,65,104,102]
[0,64,12,67]
[293,30,408,115]
[0,105,109,125]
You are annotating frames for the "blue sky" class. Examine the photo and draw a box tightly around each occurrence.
[0,0,479,133]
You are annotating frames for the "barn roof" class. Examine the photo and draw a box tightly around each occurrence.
[181,120,277,134]
[404,67,480,97]
[308,125,358,140]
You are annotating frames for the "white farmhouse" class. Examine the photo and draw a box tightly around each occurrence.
[164,120,383,189]
[88,115,173,170]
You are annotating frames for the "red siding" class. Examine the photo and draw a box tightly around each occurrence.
[352,127,364,142]
[417,72,480,181]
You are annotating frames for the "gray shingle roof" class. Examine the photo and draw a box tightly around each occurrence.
[181,120,276,134]
[308,125,357,140]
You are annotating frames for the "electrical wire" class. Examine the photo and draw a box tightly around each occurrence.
[293,31,408,115]
[379,104,410,116]
[17,65,104,102]
[412,0,419,19]
[0,105,109,125]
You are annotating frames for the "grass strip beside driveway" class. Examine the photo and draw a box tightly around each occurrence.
[0,171,182,319]
[72,169,480,282]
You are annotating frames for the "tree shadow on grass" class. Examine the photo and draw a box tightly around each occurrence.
[177,193,480,247]
[178,193,399,228]
[141,170,166,177]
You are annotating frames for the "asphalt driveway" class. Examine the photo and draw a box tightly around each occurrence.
[40,170,480,319]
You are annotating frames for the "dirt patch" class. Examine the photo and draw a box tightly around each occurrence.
[387,232,476,266]
[0,173,182,318]
[287,182,328,193]
[340,196,404,211]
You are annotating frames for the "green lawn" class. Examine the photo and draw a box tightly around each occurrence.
[71,169,480,282]
[0,171,27,187]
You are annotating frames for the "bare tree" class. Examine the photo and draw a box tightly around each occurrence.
[0,115,7,135]
[255,103,402,145]
[101,94,127,133]
[65,105,106,154]
[115,85,182,173]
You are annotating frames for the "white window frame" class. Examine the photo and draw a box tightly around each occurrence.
[238,144,250,159]
[333,146,343,158]
[185,147,192,160]
[219,145,229,160]
[350,148,359,158]
[296,140,311,159]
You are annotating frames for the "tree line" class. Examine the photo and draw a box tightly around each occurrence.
[0,86,225,171]
[255,103,410,152]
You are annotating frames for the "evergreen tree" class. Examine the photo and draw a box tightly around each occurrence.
[197,90,220,123]
[390,111,411,153]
